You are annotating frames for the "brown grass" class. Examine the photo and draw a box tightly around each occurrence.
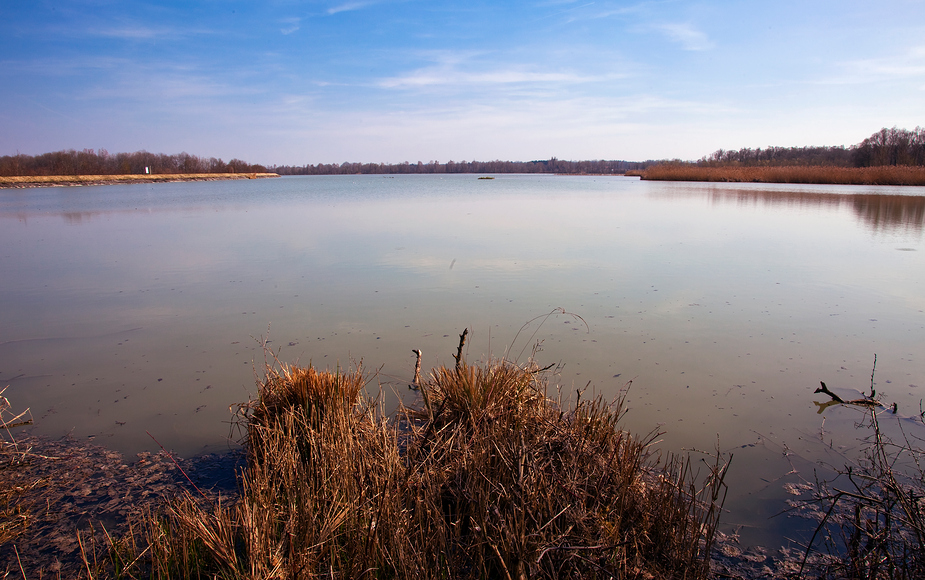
[637,165,925,186]
[90,350,728,579]
[0,173,279,188]
[0,388,37,547]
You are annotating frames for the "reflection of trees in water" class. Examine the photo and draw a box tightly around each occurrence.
[851,195,925,232]
[692,188,925,232]
[63,212,94,224]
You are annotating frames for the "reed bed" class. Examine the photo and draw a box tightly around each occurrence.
[89,352,728,579]
[637,165,925,186]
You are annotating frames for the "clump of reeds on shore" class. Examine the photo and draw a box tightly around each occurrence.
[636,164,925,186]
[94,345,728,579]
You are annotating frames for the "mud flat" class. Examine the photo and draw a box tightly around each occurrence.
[0,434,242,576]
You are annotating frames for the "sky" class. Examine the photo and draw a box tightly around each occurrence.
[1,0,923,165]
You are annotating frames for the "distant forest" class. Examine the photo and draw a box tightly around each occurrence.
[2,127,922,178]
[271,158,649,175]
[0,149,648,177]
[697,127,925,168]
[0,149,268,177]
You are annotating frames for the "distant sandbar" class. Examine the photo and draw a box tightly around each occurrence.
[0,173,279,189]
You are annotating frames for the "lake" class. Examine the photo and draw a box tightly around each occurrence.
[2,174,924,549]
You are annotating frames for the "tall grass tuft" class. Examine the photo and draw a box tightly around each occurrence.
[98,353,728,579]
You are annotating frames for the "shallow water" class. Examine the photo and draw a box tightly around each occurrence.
[2,174,924,549]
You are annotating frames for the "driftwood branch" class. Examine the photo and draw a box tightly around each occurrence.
[814,381,884,409]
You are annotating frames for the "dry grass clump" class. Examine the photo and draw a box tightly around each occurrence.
[98,351,727,579]
[406,360,727,579]
[639,165,925,186]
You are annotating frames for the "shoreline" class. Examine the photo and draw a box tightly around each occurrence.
[0,172,279,189]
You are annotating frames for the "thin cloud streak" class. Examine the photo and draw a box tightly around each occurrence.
[826,45,925,85]
[378,69,608,88]
[327,1,377,14]
[280,17,301,35]
[92,26,174,40]
[654,23,714,51]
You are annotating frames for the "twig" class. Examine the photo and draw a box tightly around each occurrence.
[453,329,468,375]
[146,431,211,503]
[77,530,94,580]
[536,543,623,564]
[870,353,877,397]
[14,545,27,580]
[510,308,589,362]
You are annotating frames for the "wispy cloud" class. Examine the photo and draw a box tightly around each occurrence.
[280,17,301,35]
[655,23,713,51]
[376,50,617,90]
[67,22,215,41]
[379,68,602,88]
[328,1,376,15]
[849,46,925,80]
[820,45,925,85]
[92,26,173,40]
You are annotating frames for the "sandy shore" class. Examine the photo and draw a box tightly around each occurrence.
[0,173,279,188]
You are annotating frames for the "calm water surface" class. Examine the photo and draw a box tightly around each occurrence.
[2,174,924,548]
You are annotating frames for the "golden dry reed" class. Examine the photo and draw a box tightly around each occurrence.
[636,164,925,186]
[92,357,729,579]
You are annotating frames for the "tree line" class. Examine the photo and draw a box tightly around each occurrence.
[699,127,925,168]
[0,149,268,177]
[3,127,921,178]
[0,149,649,177]
[270,158,649,176]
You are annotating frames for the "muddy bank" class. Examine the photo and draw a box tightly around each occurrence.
[0,435,242,577]
[0,173,279,189]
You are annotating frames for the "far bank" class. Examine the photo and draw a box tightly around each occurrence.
[0,173,279,189]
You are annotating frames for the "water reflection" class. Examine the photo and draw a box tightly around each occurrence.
[852,195,925,232]
[653,183,925,233]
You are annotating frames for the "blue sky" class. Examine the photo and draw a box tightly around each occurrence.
[1,0,923,165]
